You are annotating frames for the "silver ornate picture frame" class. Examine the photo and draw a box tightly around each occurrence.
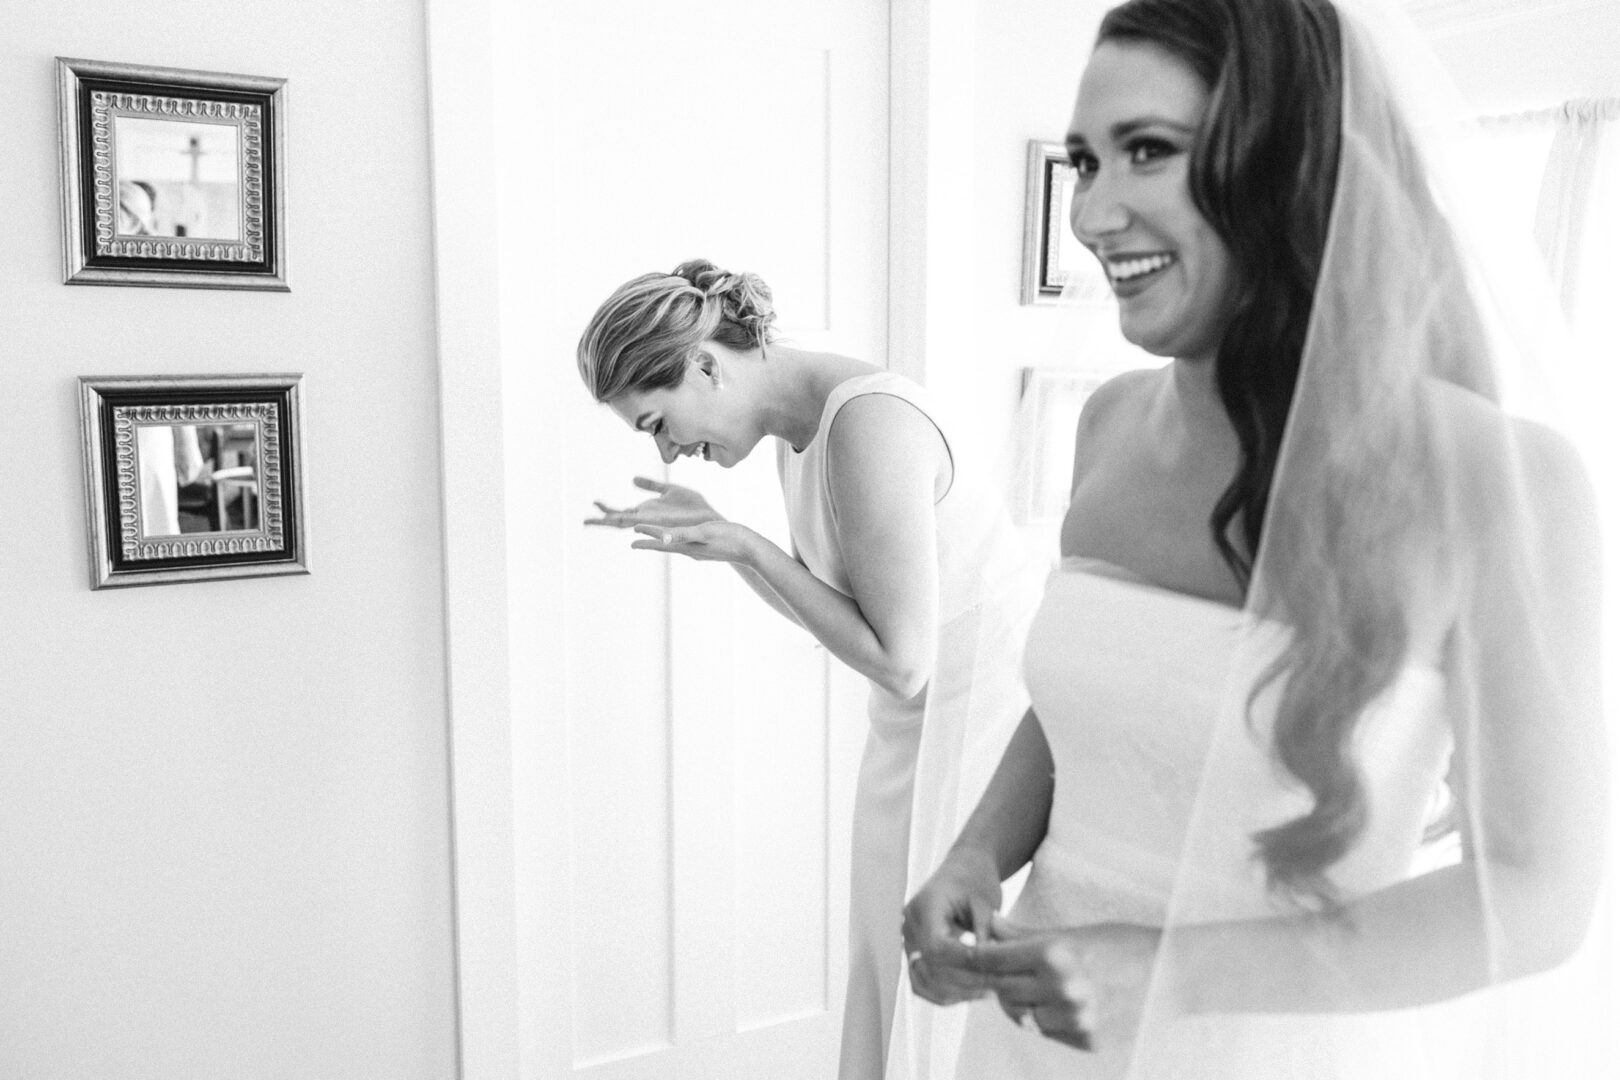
[79,375,309,588]
[1020,140,1111,307]
[58,57,288,290]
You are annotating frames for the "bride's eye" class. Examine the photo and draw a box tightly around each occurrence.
[1126,137,1176,165]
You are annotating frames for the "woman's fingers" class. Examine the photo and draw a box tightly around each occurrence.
[630,524,711,554]
[984,970,1046,1002]
[902,881,999,1005]
[908,948,990,1005]
[632,475,669,493]
[584,501,628,527]
[965,937,1045,976]
[1034,1005,1094,1052]
[908,960,981,1005]
[631,524,676,546]
[987,912,1034,942]
[995,985,1096,1051]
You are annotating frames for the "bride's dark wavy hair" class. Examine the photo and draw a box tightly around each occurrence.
[1097,0,1400,908]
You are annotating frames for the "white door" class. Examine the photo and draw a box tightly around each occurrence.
[494,2,890,1078]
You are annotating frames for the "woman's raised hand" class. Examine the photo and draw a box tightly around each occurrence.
[585,476,721,530]
[589,478,786,573]
[966,914,1161,1053]
[627,521,766,567]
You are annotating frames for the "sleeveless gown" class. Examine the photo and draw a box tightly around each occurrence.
[777,372,1041,1080]
[954,558,1454,1079]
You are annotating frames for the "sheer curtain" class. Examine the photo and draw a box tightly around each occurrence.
[1463,97,1620,1071]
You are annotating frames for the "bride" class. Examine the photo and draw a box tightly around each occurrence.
[903,0,1611,1075]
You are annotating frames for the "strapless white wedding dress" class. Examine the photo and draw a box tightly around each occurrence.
[954,558,1457,1079]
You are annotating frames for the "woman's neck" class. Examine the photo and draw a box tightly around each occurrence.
[1167,355,1231,436]
[756,343,878,449]
[1142,355,1240,472]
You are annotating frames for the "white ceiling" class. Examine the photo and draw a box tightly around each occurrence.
[1399,0,1620,111]
[1403,0,1614,35]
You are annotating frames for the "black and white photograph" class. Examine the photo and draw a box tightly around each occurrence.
[3,1,1618,1079]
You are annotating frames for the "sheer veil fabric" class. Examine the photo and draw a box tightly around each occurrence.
[1121,0,1616,1076]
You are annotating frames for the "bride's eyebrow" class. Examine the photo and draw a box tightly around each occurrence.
[1066,116,1195,155]
[1110,117,1196,140]
[635,412,656,432]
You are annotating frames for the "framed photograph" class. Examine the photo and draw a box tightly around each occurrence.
[1013,366,1109,524]
[78,374,308,589]
[1020,140,1110,307]
[57,57,287,290]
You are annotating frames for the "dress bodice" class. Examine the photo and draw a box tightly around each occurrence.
[1021,558,1452,927]
[777,371,1033,627]
[956,561,1463,1079]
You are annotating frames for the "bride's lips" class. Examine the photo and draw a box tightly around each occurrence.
[1105,252,1177,298]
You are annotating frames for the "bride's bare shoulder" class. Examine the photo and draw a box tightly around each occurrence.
[1074,366,1162,448]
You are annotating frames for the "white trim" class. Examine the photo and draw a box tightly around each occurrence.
[424,0,519,1075]
[887,0,977,386]
[887,0,928,383]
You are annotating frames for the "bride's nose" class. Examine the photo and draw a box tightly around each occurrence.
[1072,166,1130,243]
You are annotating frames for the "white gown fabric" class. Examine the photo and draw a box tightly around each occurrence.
[777,371,1041,1080]
[955,558,1454,1079]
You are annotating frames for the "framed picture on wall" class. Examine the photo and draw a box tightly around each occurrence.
[1020,140,1111,307]
[78,374,309,588]
[57,57,288,290]
[1013,366,1109,524]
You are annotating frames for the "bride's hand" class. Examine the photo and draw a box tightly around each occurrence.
[902,848,1002,1006]
[969,915,1160,1052]
[585,476,721,530]
[629,521,763,567]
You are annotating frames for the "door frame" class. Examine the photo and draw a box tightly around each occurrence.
[426,2,975,1076]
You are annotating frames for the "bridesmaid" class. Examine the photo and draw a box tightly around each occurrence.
[579,258,1039,1080]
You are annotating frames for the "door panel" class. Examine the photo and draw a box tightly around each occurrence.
[510,2,889,1077]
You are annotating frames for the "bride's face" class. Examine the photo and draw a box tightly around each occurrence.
[1066,40,1237,362]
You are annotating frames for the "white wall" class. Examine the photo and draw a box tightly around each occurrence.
[947,0,1128,565]
[0,2,458,1077]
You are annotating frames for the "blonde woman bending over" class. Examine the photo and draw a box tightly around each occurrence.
[579,259,1039,1080]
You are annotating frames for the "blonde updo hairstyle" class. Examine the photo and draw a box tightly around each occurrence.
[577,258,778,403]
